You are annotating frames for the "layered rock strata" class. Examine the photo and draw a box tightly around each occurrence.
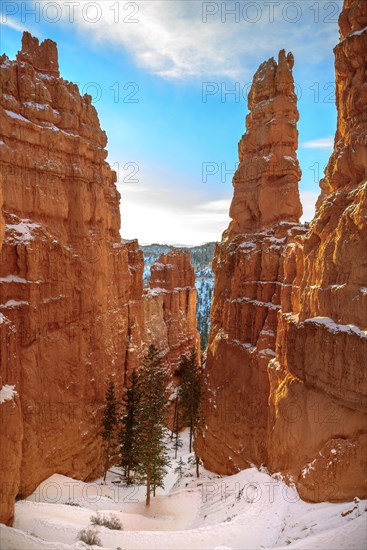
[197,50,305,472]
[268,0,367,501]
[0,33,145,524]
[143,250,200,376]
[0,33,201,526]
[199,0,367,502]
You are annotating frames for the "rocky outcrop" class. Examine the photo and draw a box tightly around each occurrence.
[197,50,305,473]
[0,33,145,524]
[198,0,367,502]
[228,50,302,237]
[0,175,4,247]
[0,33,201,526]
[0,173,23,526]
[268,0,367,501]
[143,251,200,377]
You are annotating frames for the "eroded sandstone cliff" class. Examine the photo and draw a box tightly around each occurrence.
[199,0,367,502]
[268,0,367,501]
[0,33,146,525]
[197,50,306,473]
[0,32,201,526]
[143,250,200,377]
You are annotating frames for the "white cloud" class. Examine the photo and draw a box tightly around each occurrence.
[119,168,231,244]
[301,137,334,149]
[121,197,230,245]
[300,189,318,222]
[1,17,28,33]
[198,199,231,213]
[46,0,340,80]
[121,187,320,244]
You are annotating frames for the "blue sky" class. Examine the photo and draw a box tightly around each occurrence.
[0,1,341,244]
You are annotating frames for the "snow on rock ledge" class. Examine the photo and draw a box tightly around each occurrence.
[0,384,17,405]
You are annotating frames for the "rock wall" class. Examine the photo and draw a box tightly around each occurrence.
[197,50,305,473]
[143,250,200,377]
[0,172,23,526]
[268,0,367,501]
[0,33,201,525]
[198,0,367,502]
[0,33,145,524]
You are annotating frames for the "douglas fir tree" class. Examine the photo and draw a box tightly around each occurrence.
[101,379,119,482]
[179,347,201,476]
[119,369,141,484]
[134,345,170,505]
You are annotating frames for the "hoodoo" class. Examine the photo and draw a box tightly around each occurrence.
[198,0,367,502]
[0,31,145,524]
[197,50,306,473]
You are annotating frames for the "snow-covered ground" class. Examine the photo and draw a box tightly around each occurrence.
[1,431,366,550]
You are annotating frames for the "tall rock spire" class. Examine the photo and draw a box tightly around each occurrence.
[197,51,306,474]
[229,50,302,237]
[268,0,367,502]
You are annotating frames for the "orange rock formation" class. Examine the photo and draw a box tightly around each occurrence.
[143,251,200,376]
[268,0,367,501]
[0,33,199,525]
[199,0,367,502]
[0,31,145,525]
[197,50,306,473]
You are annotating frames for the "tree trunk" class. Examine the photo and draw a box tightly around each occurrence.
[174,431,179,459]
[196,453,200,478]
[171,392,179,439]
[146,463,151,506]
[189,422,193,453]
[103,444,109,482]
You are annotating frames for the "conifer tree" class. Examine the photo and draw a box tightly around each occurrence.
[170,381,183,458]
[119,369,141,484]
[173,408,183,460]
[134,345,170,505]
[170,388,179,440]
[174,457,185,480]
[179,347,201,454]
[101,379,119,482]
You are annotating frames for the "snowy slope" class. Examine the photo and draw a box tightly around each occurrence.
[1,431,366,550]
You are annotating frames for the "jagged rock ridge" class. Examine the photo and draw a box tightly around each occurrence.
[0,32,145,525]
[141,243,215,351]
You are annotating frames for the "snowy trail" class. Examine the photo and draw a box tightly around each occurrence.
[1,431,366,550]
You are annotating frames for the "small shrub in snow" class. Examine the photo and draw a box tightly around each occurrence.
[77,527,102,547]
[64,499,81,507]
[90,512,123,530]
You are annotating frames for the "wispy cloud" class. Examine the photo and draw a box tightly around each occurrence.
[1,17,28,33]
[121,186,319,244]
[198,199,231,213]
[301,137,334,149]
[47,0,340,80]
